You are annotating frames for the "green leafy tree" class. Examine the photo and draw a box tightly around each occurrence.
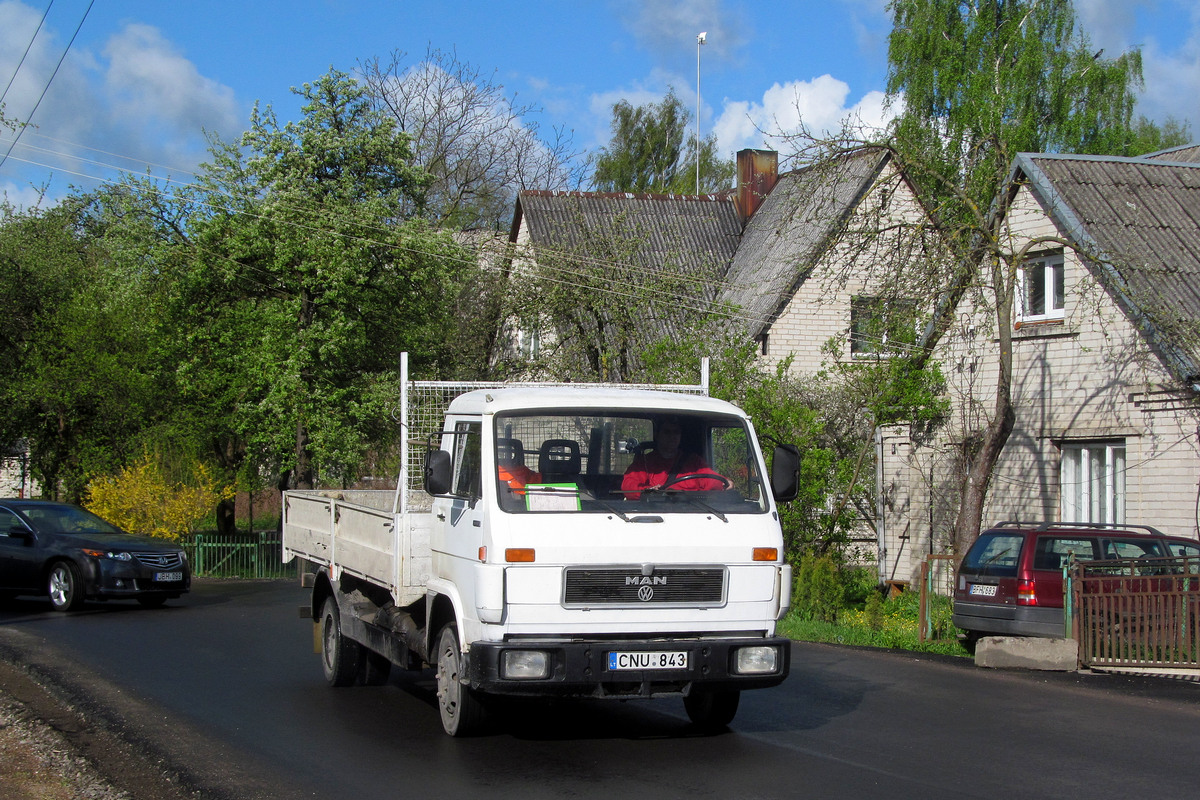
[591,89,734,194]
[0,198,165,500]
[884,0,1157,555]
[1126,115,1193,156]
[887,0,1147,211]
[174,70,466,492]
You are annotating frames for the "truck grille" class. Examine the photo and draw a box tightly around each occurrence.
[562,566,726,607]
[134,551,184,570]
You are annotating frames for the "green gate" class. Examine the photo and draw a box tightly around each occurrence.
[184,532,290,578]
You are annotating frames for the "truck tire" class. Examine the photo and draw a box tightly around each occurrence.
[683,688,740,731]
[321,596,361,687]
[435,624,485,737]
[47,561,85,612]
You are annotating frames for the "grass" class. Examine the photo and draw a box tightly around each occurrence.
[778,590,972,658]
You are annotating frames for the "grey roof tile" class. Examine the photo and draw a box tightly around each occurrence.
[1021,153,1200,382]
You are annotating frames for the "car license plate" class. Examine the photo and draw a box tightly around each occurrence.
[607,651,689,671]
[154,572,183,582]
[969,583,997,597]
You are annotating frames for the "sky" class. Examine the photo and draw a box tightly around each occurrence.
[0,0,1197,209]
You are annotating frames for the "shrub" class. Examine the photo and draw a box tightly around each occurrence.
[793,554,844,623]
[863,589,885,630]
[85,453,234,541]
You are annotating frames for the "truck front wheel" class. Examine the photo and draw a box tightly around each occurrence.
[321,596,361,687]
[435,624,485,737]
[683,688,740,731]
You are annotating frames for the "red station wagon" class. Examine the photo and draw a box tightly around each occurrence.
[952,522,1200,643]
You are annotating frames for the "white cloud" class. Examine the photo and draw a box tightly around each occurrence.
[1074,0,1200,128]
[102,24,241,146]
[713,76,895,156]
[616,0,745,61]
[1,179,52,212]
[0,2,243,199]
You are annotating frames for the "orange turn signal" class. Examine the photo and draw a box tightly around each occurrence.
[505,548,536,563]
[752,547,778,562]
[478,546,487,562]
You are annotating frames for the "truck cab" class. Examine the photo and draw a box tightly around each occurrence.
[423,388,793,733]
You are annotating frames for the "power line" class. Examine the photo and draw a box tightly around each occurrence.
[0,0,94,170]
[0,0,54,110]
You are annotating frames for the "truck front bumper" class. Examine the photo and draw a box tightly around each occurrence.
[465,636,791,698]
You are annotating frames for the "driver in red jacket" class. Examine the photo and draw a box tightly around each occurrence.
[621,417,724,500]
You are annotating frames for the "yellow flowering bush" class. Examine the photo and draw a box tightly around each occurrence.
[85,454,234,541]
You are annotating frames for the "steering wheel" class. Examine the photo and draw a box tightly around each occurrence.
[658,472,734,491]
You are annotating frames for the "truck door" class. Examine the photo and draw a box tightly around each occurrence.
[431,419,485,570]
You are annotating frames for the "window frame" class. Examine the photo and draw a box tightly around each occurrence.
[849,295,918,359]
[1017,252,1065,324]
[1060,440,1126,525]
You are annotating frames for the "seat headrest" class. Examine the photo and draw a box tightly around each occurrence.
[496,437,525,465]
[538,439,581,477]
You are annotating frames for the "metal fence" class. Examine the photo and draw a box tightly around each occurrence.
[1069,556,1200,670]
[184,531,291,578]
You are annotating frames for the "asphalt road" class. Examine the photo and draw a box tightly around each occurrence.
[2,579,1200,800]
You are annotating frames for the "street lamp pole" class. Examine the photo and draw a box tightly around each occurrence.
[696,31,706,194]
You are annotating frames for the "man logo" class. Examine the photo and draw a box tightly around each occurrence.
[637,585,654,602]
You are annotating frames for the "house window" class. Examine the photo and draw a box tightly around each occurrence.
[1060,441,1125,524]
[1018,253,1065,323]
[850,296,917,358]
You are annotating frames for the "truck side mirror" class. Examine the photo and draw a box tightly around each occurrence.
[770,444,800,503]
[424,449,453,496]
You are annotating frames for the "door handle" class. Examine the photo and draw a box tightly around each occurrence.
[436,513,446,521]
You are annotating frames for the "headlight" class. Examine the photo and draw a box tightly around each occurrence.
[733,645,779,675]
[501,650,551,680]
[81,548,132,561]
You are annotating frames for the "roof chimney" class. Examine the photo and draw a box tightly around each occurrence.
[736,149,778,226]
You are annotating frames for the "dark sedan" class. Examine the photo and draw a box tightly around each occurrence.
[0,499,190,611]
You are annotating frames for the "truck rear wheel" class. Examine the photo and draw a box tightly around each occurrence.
[435,624,485,737]
[683,688,740,731]
[321,596,361,687]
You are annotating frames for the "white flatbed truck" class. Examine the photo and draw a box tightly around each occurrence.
[282,357,797,735]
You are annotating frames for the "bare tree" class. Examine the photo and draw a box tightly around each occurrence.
[359,48,583,230]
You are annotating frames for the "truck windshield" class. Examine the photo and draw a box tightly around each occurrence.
[494,410,769,515]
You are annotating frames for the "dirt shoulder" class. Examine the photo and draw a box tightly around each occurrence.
[0,658,147,800]
[0,621,302,800]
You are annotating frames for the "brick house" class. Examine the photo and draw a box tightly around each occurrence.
[899,151,1200,579]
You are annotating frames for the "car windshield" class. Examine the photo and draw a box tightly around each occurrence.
[17,504,125,535]
[492,410,769,516]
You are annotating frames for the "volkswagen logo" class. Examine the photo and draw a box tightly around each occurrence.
[637,585,655,602]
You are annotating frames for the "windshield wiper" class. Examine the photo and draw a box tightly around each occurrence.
[978,547,1012,575]
[583,491,631,522]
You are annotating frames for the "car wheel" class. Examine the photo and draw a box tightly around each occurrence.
[137,595,168,608]
[435,623,485,737]
[320,596,361,687]
[47,561,85,612]
[683,688,740,731]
